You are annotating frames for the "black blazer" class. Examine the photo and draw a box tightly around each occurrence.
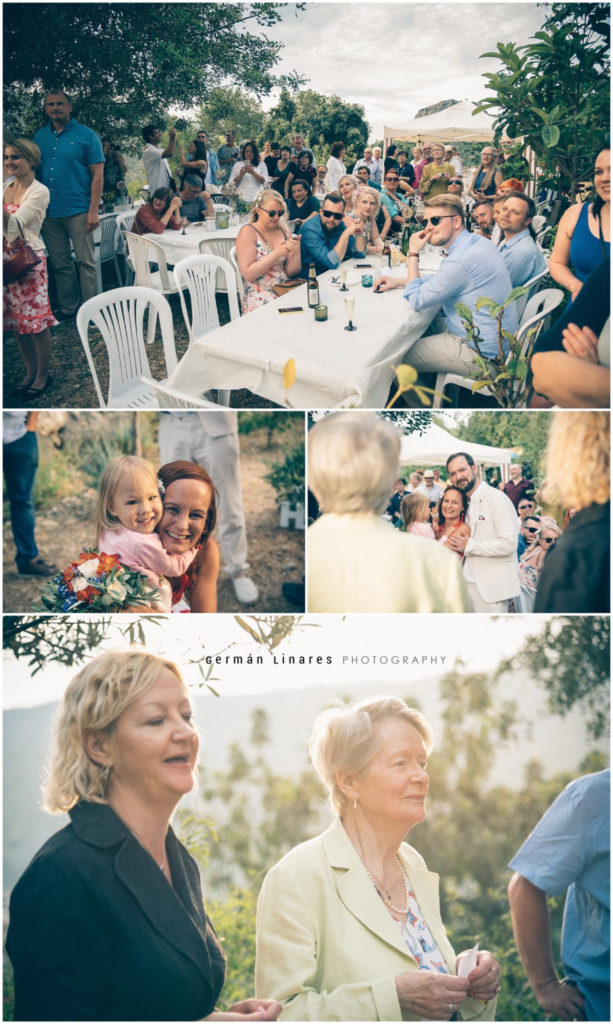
[534,501,610,613]
[7,801,226,1021]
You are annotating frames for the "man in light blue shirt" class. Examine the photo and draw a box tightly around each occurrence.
[497,191,546,287]
[34,91,105,318]
[377,194,516,373]
[508,770,610,1022]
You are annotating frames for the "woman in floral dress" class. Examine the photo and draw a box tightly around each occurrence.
[235,190,301,313]
[3,139,57,396]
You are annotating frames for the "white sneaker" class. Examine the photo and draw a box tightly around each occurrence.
[232,575,259,603]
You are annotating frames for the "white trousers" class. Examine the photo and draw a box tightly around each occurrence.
[466,582,510,614]
[158,413,249,577]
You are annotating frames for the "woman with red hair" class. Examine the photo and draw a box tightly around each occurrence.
[157,461,220,612]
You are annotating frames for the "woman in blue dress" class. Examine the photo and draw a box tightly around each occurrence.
[549,146,610,302]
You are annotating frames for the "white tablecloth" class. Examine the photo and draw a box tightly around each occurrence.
[167,257,441,409]
[143,222,241,264]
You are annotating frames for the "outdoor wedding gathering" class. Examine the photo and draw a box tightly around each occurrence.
[2,613,609,1022]
[2,410,306,614]
[2,2,609,411]
[306,409,610,614]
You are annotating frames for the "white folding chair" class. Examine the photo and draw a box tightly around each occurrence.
[431,288,564,408]
[76,287,178,407]
[139,377,229,408]
[198,236,235,293]
[95,214,122,292]
[125,232,180,296]
[115,210,136,284]
[213,202,231,213]
[229,244,246,310]
[173,253,241,406]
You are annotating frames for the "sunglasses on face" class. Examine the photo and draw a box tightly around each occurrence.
[385,177,399,183]
[260,208,282,218]
[524,526,540,533]
[321,209,344,221]
[541,536,556,544]
[420,215,458,227]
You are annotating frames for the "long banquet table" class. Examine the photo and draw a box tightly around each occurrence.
[142,221,241,264]
[166,253,443,409]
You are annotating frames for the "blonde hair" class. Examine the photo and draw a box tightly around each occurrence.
[543,412,610,509]
[424,194,464,217]
[309,696,434,815]
[470,150,498,195]
[401,492,430,531]
[308,412,401,514]
[251,189,287,224]
[354,185,381,216]
[5,137,41,169]
[43,649,186,812]
[95,456,159,542]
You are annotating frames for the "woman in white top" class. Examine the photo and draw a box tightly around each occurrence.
[326,141,346,192]
[229,140,268,202]
[3,139,56,396]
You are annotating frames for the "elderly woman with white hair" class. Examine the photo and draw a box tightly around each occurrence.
[256,696,501,1020]
[307,412,469,612]
[7,649,281,1023]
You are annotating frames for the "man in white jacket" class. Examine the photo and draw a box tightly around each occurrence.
[445,452,520,612]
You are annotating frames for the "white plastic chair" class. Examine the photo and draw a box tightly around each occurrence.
[173,253,241,406]
[115,210,136,284]
[531,214,546,235]
[515,267,549,318]
[139,377,229,408]
[213,202,231,213]
[198,236,235,294]
[76,287,178,408]
[125,232,180,296]
[229,244,246,309]
[431,288,564,408]
[95,214,122,292]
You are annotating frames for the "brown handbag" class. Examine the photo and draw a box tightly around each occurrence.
[4,222,42,284]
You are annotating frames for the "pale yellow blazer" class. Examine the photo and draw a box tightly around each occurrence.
[256,819,496,1021]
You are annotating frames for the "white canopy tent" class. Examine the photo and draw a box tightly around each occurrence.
[399,422,518,482]
[384,100,496,151]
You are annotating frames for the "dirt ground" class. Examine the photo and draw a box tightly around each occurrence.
[3,424,305,614]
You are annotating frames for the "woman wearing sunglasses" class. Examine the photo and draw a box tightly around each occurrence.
[235,189,301,313]
[379,170,412,235]
[517,516,544,610]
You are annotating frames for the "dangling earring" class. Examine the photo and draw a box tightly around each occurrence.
[100,763,111,793]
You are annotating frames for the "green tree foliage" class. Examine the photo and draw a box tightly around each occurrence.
[458,410,551,479]
[265,88,370,164]
[2,614,163,673]
[4,3,303,142]
[197,87,266,148]
[497,617,610,740]
[475,3,610,194]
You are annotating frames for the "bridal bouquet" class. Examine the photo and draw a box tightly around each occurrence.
[36,550,159,613]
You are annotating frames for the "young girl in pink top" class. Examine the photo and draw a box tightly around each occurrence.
[96,456,198,611]
[400,492,436,539]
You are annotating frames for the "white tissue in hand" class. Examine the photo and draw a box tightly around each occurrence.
[457,942,479,978]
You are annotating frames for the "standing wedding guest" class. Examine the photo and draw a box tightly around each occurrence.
[534,411,609,612]
[229,141,268,202]
[217,129,239,185]
[34,90,104,319]
[469,147,503,202]
[256,696,500,1020]
[325,141,346,192]
[307,413,469,613]
[142,123,177,194]
[3,139,56,395]
[3,412,57,577]
[102,139,128,198]
[435,486,470,557]
[7,648,282,1022]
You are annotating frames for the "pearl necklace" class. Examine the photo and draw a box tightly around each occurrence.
[363,855,410,915]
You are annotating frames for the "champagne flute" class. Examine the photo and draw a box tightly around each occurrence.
[181,216,189,235]
[343,294,357,332]
[339,267,349,292]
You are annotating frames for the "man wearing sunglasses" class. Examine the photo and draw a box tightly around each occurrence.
[376,194,516,378]
[298,192,366,276]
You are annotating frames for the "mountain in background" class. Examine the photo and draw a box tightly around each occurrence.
[415,98,458,118]
[4,672,602,893]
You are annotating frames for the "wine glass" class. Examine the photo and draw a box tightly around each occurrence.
[181,217,189,235]
[343,294,357,332]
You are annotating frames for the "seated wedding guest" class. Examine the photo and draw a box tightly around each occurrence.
[338,174,358,214]
[326,141,346,192]
[549,146,610,302]
[307,412,469,613]
[287,178,320,226]
[236,190,301,313]
[401,492,435,538]
[534,411,609,612]
[133,186,181,235]
[472,199,495,239]
[497,192,546,286]
[434,486,471,556]
[229,141,268,202]
[7,648,282,1022]
[518,518,545,604]
[256,696,500,1019]
[353,147,378,183]
[299,193,365,277]
[295,150,317,191]
[314,165,328,197]
[535,516,562,563]
[447,175,470,220]
[177,175,215,222]
[179,139,209,190]
[3,139,56,396]
[355,164,381,191]
[396,150,415,194]
[353,187,386,252]
[496,178,524,196]
[469,147,503,202]
[379,168,412,234]
[531,258,610,408]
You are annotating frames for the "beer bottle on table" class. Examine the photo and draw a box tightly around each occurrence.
[307,263,320,308]
[382,239,391,268]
